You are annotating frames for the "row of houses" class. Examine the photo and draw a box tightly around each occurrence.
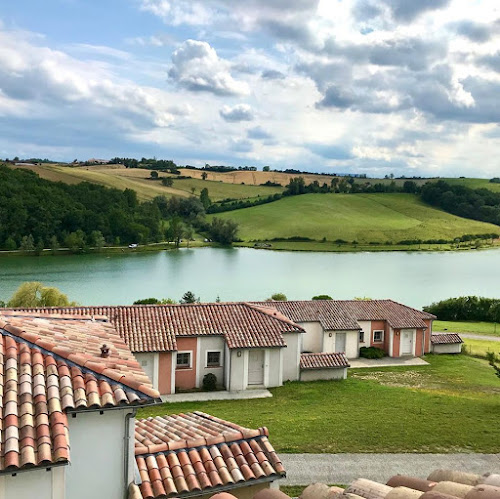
[16,299,439,396]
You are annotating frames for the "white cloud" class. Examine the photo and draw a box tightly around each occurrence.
[168,40,250,96]
[220,104,254,122]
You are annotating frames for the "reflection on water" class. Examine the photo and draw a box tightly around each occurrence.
[0,247,498,307]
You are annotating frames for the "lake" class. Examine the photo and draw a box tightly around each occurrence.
[0,248,499,308]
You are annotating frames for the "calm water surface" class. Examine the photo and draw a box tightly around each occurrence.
[0,248,498,308]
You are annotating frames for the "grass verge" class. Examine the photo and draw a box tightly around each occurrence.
[434,320,500,337]
[138,355,500,454]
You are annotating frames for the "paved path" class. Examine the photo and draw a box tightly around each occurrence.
[161,389,272,403]
[280,454,500,485]
[349,357,429,368]
[461,333,500,342]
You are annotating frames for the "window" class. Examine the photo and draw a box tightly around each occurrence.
[176,351,191,369]
[206,351,222,367]
[359,331,365,343]
[373,330,384,343]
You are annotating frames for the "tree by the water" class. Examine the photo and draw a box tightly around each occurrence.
[7,282,76,307]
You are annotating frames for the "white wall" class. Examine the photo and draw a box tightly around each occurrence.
[0,466,64,499]
[283,333,301,381]
[322,330,359,359]
[266,348,283,387]
[134,352,159,390]
[301,368,347,381]
[432,343,462,354]
[229,349,248,391]
[300,322,324,353]
[66,409,133,499]
[358,321,371,349]
[196,336,226,388]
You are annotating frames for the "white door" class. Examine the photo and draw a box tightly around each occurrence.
[401,331,413,355]
[335,333,346,353]
[248,350,264,385]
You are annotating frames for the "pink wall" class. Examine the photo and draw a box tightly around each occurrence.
[175,337,198,391]
[158,353,172,395]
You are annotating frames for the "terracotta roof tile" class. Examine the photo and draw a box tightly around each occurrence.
[300,352,350,370]
[251,299,435,330]
[431,333,463,345]
[0,312,161,473]
[134,412,285,499]
[12,303,304,352]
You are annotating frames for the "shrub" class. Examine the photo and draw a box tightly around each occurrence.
[202,373,217,391]
[359,346,385,359]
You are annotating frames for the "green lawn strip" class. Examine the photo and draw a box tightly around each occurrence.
[434,320,500,337]
[212,193,498,244]
[138,356,500,454]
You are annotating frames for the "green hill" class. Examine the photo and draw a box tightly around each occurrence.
[213,193,499,244]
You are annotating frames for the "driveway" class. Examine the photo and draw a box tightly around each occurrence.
[280,453,500,485]
[461,333,500,342]
[349,357,428,368]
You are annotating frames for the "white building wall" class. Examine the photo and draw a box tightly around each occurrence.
[266,348,283,387]
[432,343,462,354]
[0,467,63,499]
[196,336,226,388]
[282,333,301,382]
[322,330,359,359]
[229,349,248,391]
[300,322,324,353]
[357,321,371,349]
[300,368,347,381]
[66,409,133,499]
[134,352,159,390]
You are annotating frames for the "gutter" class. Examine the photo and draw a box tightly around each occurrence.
[124,409,137,499]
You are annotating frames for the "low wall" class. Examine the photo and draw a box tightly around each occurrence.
[300,367,347,381]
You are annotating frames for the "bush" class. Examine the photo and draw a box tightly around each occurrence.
[359,346,385,359]
[202,373,217,391]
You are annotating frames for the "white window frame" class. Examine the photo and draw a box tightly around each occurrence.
[205,350,223,368]
[373,330,384,343]
[359,331,365,343]
[176,351,192,369]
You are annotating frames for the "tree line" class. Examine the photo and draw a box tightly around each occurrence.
[424,296,500,322]
[0,166,238,251]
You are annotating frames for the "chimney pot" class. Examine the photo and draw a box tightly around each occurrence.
[100,344,110,358]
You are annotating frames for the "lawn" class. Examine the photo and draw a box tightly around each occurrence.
[434,320,500,337]
[463,339,500,358]
[138,355,500,453]
[213,193,499,244]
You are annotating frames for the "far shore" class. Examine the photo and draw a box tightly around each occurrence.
[1,238,499,257]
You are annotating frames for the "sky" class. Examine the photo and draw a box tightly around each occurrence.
[0,0,499,177]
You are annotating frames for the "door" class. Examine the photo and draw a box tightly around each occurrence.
[248,350,265,386]
[401,330,413,355]
[335,333,346,353]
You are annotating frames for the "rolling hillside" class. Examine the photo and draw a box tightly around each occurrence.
[213,193,500,244]
[7,163,283,201]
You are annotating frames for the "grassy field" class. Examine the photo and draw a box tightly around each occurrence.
[214,193,500,244]
[463,338,500,358]
[138,355,500,453]
[8,164,283,201]
[434,320,500,337]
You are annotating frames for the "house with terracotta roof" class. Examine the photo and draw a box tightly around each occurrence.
[132,411,286,499]
[431,333,463,354]
[0,311,161,499]
[251,300,436,375]
[17,303,305,396]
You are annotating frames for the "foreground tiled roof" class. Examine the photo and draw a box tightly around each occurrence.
[135,412,285,498]
[0,313,161,473]
[252,300,435,330]
[15,304,304,352]
[300,352,350,370]
[431,333,464,344]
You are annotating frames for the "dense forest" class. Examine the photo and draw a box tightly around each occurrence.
[421,180,500,226]
[0,166,236,251]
